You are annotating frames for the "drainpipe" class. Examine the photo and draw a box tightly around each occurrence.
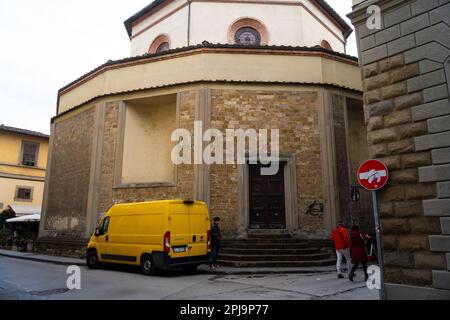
[187,0,192,46]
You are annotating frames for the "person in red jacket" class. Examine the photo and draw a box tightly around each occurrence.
[331,222,352,279]
[349,225,371,282]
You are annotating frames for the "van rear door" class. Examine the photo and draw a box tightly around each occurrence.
[168,202,190,258]
[188,202,209,258]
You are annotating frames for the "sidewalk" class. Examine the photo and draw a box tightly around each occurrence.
[0,249,85,266]
[0,249,336,275]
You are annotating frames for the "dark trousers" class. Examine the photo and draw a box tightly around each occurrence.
[210,243,219,265]
[351,262,368,278]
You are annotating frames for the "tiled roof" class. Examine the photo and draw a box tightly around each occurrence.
[0,125,49,139]
[124,0,353,39]
[58,42,358,94]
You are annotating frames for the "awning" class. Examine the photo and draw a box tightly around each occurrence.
[6,214,41,223]
[9,205,41,216]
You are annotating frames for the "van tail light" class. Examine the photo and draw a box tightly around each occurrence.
[164,231,171,253]
[207,230,211,251]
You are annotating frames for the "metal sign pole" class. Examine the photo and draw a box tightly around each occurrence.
[372,190,386,300]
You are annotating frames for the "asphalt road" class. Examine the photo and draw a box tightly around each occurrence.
[0,256,379,300]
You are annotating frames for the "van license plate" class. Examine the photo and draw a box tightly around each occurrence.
[173,247,186,253]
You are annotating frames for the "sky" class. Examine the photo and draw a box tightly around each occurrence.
[0,0,358,135]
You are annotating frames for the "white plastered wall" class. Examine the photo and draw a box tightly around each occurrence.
[129,0,347,56]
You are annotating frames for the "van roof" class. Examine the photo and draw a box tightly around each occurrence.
[107,200,207,215]
[112,200,206,207]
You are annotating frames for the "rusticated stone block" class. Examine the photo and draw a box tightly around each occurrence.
[364,89,381,105]
[381,218,411,234]
[365,72,391,91]
[368,144,389,158]
[379,54,405,72]
[383,235,398,250]
[378,186,405,202]
[364,62,379,78]
[432,271,450,290]
[404,183,435,200]
[410,217,443,234]
[369,128,398,145]
[379,155,401,170]
[391,64,420,83]
[402,269,432,287]
[381,82,407,100]
[394,93,423,110]
[398,235,430,251]
[368,100,395,117]
[380,202,394,218]
[394,200,423,217]
[387,139,415,155]
[415,251,447,270]
[384,267,404,284]
[384,251,415,268]
[429,235,450,252]
[397,122,428,140]
[401,152,432,169]
[391,169,419,184]
[423,198,450,217]
[367,116,384,131]
[384,109,412,127]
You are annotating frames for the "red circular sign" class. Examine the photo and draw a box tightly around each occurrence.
[357,159,389,191]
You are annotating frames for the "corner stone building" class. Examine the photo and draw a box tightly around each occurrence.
[38,1,370,257]
[349,0,450,299]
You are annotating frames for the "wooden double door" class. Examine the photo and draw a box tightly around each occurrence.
[249,164,286,229]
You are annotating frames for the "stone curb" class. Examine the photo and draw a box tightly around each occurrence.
[0,250,336,275]
[0,250,86,266]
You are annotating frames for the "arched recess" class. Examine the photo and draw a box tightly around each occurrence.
[228,18,269,46]
[148,34,171,54]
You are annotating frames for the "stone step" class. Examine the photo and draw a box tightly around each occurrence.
[220,247,322,255]
[219,253,330,262]
[247,234,293,239]
[218,259,336,268]
[222,238,321,244]
[220,243,325,250]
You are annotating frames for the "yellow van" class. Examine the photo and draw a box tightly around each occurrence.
[86,200,211,275]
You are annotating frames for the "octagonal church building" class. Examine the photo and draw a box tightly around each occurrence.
[39,0,371,255]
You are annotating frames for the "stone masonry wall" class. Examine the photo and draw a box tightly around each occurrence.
[210,89,325,236]
[43,107,96,238]
[112,91,196,205]
[351,0,450,293]
[97,102,119,223]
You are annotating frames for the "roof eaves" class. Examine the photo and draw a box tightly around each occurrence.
[0,125,49,139]
[58,43,359,94]
[124,0,166,38]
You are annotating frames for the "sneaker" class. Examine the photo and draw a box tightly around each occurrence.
[337,274,345,279]
[210,265,216,270]
[349,274,354,282]
[214,264,220,269]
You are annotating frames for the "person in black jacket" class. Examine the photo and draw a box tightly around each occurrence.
[210,217,222,270]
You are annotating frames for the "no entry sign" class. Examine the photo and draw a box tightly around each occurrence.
[357,159,389,191]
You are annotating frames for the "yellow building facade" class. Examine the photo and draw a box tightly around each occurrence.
[0,125,49,213]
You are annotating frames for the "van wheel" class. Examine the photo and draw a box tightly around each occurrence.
[86,250,99,269]
[140,255,156,276]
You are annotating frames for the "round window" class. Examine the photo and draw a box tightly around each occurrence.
[234,27,261,46]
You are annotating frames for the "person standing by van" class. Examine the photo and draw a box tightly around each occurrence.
[331,222,352,279]
[210,217,222,270]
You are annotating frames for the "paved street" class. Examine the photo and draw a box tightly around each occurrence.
[0,256,378,300]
